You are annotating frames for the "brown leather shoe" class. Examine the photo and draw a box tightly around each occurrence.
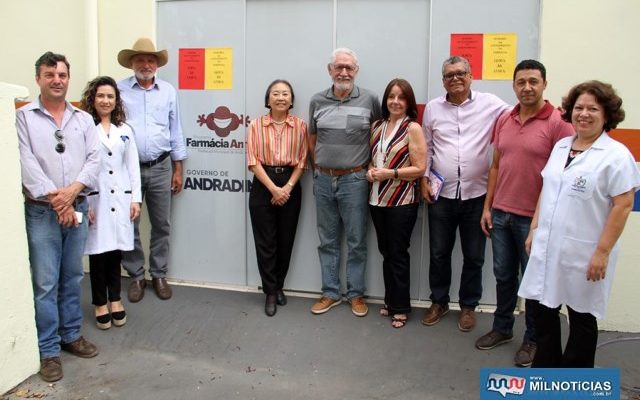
[152,277,172,300]
[61,336,98,358]
[349,297,368,317]
[514,342,537,367]
[421,303,449,326]
[310,296,342,314]
[475,330,514,350]
[39,357,63,382]
[458,308,476,332]
[128,279,146,303]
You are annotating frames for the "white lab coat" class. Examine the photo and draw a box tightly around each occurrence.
[85,123,142,255]
[519,132,640,319]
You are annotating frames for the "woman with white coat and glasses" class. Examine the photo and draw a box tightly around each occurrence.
[519,80,640,367]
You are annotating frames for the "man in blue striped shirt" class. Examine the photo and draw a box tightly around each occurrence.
[117,38,187,302]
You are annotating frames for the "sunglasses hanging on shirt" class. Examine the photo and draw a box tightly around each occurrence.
[54,129,65,153]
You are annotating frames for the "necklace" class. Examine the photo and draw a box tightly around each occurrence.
[569,148,584,158]
[573,133,601,151]
[272,118,286,125]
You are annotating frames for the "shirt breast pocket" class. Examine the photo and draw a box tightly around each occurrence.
[567,171,595,200]
[346,114,368,135]
[152,105,169,126]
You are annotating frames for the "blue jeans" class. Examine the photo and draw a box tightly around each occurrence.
[490,208,536,344]
[428,196,485,308]
[25,201,88,358]
[313,169,368,300]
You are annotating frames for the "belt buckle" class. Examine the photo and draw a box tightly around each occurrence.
[275,167,285,174]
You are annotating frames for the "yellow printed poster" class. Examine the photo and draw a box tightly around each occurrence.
[205,48,233,90]
[482,34,517,80]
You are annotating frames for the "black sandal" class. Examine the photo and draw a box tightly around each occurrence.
[391,314,408,329]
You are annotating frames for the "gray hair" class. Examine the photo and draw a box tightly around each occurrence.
[330,48,359,66]
[442,56,470,76]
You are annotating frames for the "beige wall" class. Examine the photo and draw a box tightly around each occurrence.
[0,1,91,101]
[0,0,155,101]
[0,83,40,394]
[540,0,640,332]
[540,0,640,128]
[0,0,155,393]
[98,0,156,82]
[1,0,639,391]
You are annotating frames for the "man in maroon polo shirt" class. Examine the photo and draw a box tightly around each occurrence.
[475,60,574,367]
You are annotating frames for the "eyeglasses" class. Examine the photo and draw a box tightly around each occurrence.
[443,71,469,81]
[54,129,65,153]
[331,63,359,73]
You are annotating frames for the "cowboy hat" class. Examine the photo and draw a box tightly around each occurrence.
[117,37,168,68]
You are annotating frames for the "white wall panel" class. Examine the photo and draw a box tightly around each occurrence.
[157,0,540,304]
[158,0,248,286]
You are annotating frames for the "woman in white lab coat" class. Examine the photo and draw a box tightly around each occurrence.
[519,80,640,367]
[80,76,141,330]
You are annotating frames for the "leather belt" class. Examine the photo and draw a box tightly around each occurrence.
[25,196,86,206]
[263,165,293,174]
[89,190,129,195]
[316,165,366,177]
[140,151,170,168]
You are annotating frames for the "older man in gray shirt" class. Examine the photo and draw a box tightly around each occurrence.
[308,48,381,317]
[17,51,100,382]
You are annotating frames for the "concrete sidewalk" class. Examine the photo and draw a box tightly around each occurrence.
[3,278,639,399]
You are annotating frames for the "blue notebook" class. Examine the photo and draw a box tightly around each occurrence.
[429,168,445,201]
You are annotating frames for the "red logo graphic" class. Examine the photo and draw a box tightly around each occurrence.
[197,106,250,137]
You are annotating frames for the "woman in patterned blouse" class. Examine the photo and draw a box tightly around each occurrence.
[367,78,427,328]
[246,79,308,317]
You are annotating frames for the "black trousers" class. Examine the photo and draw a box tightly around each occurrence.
[89,250,123,306]
[249,171,301,295]
[370,203,419,314]
[530,300,598,368]
[427,196,485,309]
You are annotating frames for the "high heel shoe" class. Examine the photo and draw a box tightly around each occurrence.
[111,310,127,327]
[96,313,111,330]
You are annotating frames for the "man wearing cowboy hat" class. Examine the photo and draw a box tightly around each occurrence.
[117,37,187,302]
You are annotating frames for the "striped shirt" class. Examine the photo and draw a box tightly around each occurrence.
[246,113,308,168]
[369,118,421,207]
